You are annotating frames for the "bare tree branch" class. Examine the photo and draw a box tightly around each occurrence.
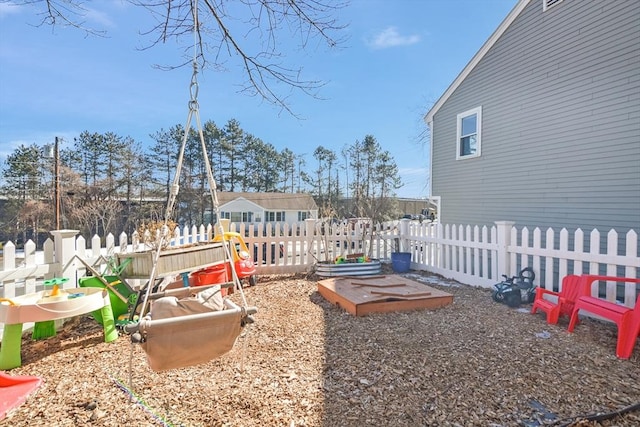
[5,0,107,36]
[134,0,349,116]
[10,0,348,115]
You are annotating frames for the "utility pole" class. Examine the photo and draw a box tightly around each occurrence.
[54,136,60,230]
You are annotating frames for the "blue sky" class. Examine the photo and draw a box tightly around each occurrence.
[0,0,518,198]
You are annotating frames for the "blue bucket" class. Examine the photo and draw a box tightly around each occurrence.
[391,252,411,273]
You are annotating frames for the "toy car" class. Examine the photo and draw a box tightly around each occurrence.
[213,232,258,287]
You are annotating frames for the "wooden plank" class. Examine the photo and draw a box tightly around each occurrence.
[116,243,225,278]
[370,290,432,298]
[356,294,453,316]
[349,282,405,288]
[317,283,358,316]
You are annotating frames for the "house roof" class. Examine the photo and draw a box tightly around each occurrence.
[424,0,530,125]
[218,192,318,211]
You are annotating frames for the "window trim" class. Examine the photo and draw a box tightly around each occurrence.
[456,106,482,160]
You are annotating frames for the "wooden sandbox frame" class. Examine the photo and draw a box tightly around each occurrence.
[317,274,453,316]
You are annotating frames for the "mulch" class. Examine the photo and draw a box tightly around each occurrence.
[3,268,640,426]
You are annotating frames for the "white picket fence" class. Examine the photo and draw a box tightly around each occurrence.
[403,220,639,307]
[0,219,396,296]
[1,219,639,307]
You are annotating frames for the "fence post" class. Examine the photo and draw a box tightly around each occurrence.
[399,218,411,252]
[305,218,316,269]
[50,229,79,288]
[495,221,515,278]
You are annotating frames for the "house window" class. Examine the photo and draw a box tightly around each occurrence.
[265,211,285,222]
[456,106,481,159]
[298,211,309,221]
[543,0,563,11]
[229,212,253,222]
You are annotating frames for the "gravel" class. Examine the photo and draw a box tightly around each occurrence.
[5,268,640,426]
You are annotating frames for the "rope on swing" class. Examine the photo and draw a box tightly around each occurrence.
[137,0,250,319]
[124,0,256,388]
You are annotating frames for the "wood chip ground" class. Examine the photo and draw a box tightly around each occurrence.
[4,269,640,426]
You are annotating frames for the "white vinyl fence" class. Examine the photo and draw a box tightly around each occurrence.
[2,219,639,307]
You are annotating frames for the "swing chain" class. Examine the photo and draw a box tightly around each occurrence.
[188,0,200,112]
[189,60,200,112]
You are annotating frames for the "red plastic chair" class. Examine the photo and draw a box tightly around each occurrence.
[568,275,640,359]
[531,275,583,325]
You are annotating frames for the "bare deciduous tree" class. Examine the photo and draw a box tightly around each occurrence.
[72,198,121,237]
[7,0,348,116]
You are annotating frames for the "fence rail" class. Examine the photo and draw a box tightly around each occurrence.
[2,219,638,307]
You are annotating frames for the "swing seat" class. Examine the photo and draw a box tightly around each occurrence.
[128,286,256,371]
[122,14,258,373]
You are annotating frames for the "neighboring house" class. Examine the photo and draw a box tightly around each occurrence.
[424,0,640,234]
[396,198,438,220]
[216,192,318,228]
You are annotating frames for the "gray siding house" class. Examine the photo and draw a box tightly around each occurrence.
[425,0,640,234]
